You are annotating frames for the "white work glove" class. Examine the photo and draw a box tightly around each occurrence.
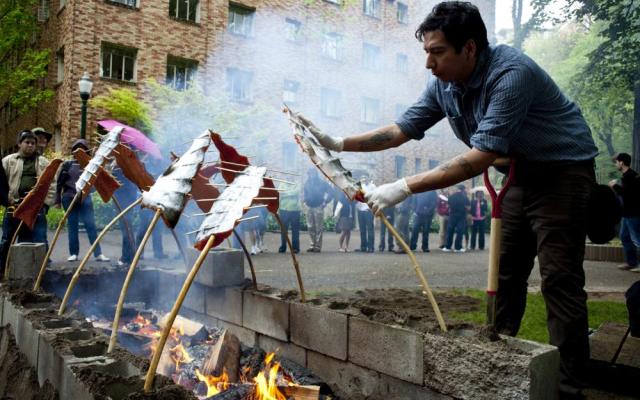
[365,178,412,214]
[297,113,344,152]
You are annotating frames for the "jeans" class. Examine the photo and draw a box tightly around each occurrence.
[114,192,136,263]
[379,209,394,251]
[62,196,101,257]
[0,207,48,275]
[620,217,640,266]
[410,212,434,251]
[357,210,374,251]
[306,206,324,250]
[445,213,466,250]
[278,210,300,252]
[470,219,486,250]
[394,211,410,246]
[496,162,594,387]
[136,208,164,257]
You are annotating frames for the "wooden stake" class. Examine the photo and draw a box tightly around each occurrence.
[34,192,81,290]
[220,160,300,176]
[112,196,136,254]
[4,220,24,280]
[169,228,189,269]
[274,213,305,302]
[57,197,142,315]
[144,234,216,392]
[378,213,446,332]
[232,230,257,289]
[108,209,162,353]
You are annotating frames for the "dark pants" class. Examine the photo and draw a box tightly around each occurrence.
[379,209,394,251]
[114,193,136,263]
[357,210,374,251]
[620,217,640,266]
[0,208,48,275]
[496,163,594,388]
[445,213,466,250]
[627,281,640,337]
[410,212,434,251]
[62,196,101,257]
[136,208,164,257]
[279,210,300,252]
[470,219,486,250]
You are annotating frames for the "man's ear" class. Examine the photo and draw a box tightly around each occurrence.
[464,39,477,60]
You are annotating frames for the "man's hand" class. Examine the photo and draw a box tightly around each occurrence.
[297,113,344,152]
[608,179,618,188]
[365,178,412,214]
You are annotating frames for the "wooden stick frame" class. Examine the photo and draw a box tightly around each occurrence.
[4,220,24,281]
[144,234,216,392]
[274,213,306,302]
[57,197,143,315]
[232,230,258,289]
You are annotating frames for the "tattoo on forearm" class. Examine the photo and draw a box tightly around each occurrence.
[437,156,478,178]
[359,132,393,151]
[438,160,452,172]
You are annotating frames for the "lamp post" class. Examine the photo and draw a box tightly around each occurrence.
[78,72,93,139]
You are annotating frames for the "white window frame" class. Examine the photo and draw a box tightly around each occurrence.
[56,47,64,83]
[283,80,300,104]
[397,2,408,24]
[320,87,341,118]
[100,44,137,82]
[226,67,253,102]
[59,0,66,10]
[110,0,137,7]
[362,43,381,71]
[363,0,381,18]
[284,18,302,42]
[228,4,255,36]
[322,32,343,61]
[166,57,198,90]
[361,97,380,124]
[170,0,200,22]
[37,0,50,21]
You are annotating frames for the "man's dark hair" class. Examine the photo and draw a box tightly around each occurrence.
[17,130,36,144]
[415,1,489,53]
[615,153,632,167]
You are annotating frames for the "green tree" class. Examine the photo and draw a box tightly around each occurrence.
[0,0,53,113]
[89,87,153,134]
[511,0,553,50]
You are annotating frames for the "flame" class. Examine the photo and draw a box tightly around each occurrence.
[170,343,193,372]
[252,353,287,400]
[195,368,230,397]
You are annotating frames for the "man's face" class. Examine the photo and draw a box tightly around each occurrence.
[423,30,476,83]
[19,138,37,157]
[36,135,49,152]
[615,160,624,171]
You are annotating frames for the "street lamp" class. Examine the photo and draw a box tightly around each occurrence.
[78,71,93,139]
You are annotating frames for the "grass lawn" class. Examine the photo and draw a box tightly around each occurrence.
[450,289,629,343]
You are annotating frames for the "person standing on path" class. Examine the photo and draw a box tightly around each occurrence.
[443,185,469,252]
[356,177,375,252]
[378,206,395,252]
[278,182,301,254]
[469,190,488,250]
[303,168,331,252]
[335,191,355,252]
[393,195,414,254]
[609,153,640,273]
[410,190,437,252]
[436,189,449,249]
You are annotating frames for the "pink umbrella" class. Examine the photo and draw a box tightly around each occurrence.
[97,119,162,160]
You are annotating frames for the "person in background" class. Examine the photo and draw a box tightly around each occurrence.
[303,168,331,252]
[0,161,8,207]
[278,181,301,254]
[111,161,137,266]
[135,155,167,260]
[394,195,414,254]
[378,206,395,252]
[356,177,375,253]
[410,190,438,252]
[254,206,268,253]
[443,185,469,252]
[627,280,640,337]
[0,130,55,273]
[609,153,640,273]
[335,191,355,252]
[436,188,449,249]
[32,127,52,156]
[469,190,488,250]
[55,139,109,262]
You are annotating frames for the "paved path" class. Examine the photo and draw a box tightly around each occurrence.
[48,229,639,297]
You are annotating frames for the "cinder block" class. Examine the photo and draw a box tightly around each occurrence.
[242,291,289,341]
[216,319,258,347]
[205,286,243,325]
[258,334,306,366]
[377,372,452,400]
[37,330,68,388]
[502,335,559,400]
[7,242,45,280]
[16,312,40,368]
[307,350,380,400]
[2,296,19,332]
[349,318,423,384]
[290,303,347,360]
[187,248,244,288]
[153,269,184,310]
[183,282,206,314]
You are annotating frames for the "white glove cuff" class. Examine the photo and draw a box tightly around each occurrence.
[332,136,344,152]
[398,177,412,196]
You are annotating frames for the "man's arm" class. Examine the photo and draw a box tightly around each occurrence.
[342,124,411,152]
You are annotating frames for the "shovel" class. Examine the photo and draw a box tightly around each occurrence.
[483,160,515,327]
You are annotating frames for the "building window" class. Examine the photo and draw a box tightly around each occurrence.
[282,142,297,170]
[59,0,66,9]
[362,43,381,71]
[363,0,381,18]
[53,125,62,153]
[166,57,197,90]
[37,0,50,21]
[100,44,137,82]
[169,0,199,22]
[226,68,252,102]
[322,32,343,61]
[109,0,137,6]
[228,4,254,36]
[395,155,406,178]
[285,18,302,42]
[428,159,440,169]
[320,88,341,118]
[361,97,380,124]
[397,2,408,24]
[415,158,422,173]
[396,53,408,74]
[395,104,407,118]
[56,47,64,83]
[283,80,300,104]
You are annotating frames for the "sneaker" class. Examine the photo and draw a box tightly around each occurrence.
[95,254,110,262]
[441,247,451,252]
[618,264,635,270]
[250,245,258,255]
[67,254,78,262]
[422,249,430,253]
[278,247,286,253]
[117,260,128,267]
[630,267,640,273]
[454,248,467,253]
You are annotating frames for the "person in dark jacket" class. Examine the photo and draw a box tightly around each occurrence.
[627,280,640,337]
[135,155,166,260]
[0,161,8,207]
[111,161,138,266]
[378,206,395,252]
[410,190,437,252]
[609,153,640,272]
[56,139,110,262]
[393,195,414,254]
[469,190,488,250]
[335,191,355,252]
[443,185,469,252]
[303,168,331,252]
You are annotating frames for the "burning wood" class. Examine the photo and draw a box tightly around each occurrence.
[201,330,241,382]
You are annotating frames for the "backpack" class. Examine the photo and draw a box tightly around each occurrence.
[587,184,622,244]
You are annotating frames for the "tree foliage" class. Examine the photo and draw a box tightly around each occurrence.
[511,0,554,50]
[89,87,153,134]
[0,0,53,113]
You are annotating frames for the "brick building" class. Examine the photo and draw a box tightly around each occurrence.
[0,0,495,185]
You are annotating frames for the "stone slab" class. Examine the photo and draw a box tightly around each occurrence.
[183,282,206,315]
[7,242,45,280]
[18,313,40,368]
[205,286,243,325]
[216,319,258,347]
[503,335,559,400]
[242,291,289,341]
[307,350,380,400]
[377,372,452,400]
[258,334,306,366]
[187,248,244,288]
[348,317,423,384]
[590,322,629,363]
[153,269,184,310]
[290,302,347,360]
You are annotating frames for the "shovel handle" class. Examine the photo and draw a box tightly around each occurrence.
[483,160,515,218]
